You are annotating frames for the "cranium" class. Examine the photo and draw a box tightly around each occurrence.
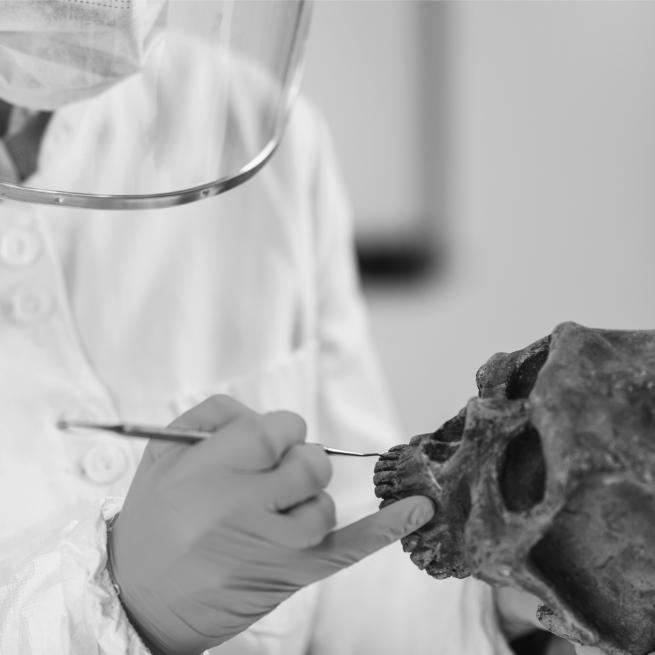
[374,322,655,655]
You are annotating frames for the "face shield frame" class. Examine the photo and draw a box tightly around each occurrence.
[0,0,313,211]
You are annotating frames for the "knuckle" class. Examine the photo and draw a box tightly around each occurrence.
[287,412,308,438]
[299,496,335,548]
[296,450,327,491]
[206,394,240,412]
[303,522,329,548]
[316,450,333,486]
[173,395,246,432]
[289,526,315,550]
[290,521,320,549]
[234,412,265,437]
[317,492,337,531]
[244,418,277,461]
[302,445,332,488]
[265,410,307,440]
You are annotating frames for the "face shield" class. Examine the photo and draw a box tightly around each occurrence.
[0,0,312,209]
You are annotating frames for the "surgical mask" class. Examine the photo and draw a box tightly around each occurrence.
[0,0,168,110]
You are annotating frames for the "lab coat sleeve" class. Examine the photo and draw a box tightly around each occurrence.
[305,108,514,655]
[0,498,152,655]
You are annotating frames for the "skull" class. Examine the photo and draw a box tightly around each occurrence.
[374,322,655,655]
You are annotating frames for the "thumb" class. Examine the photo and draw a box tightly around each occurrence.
[295,495,434,585]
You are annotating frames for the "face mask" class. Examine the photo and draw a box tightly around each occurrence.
[0,0,168,110]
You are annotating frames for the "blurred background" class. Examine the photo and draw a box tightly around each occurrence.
[302,0,655,437]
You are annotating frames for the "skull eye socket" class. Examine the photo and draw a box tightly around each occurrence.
[506,342,550,399]
[499,424,546,512]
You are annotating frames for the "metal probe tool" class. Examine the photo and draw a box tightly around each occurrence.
[57,419,382,457]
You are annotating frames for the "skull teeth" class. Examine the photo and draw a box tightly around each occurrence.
[401,533,420,552]
[373,459,397,472]
[380,445,406,459]
[374,446,404,502]
[425,563,451,580]
[388,444,407,452]
[373,483,396,499]
[409,547,432,570]
[372,469,396,485]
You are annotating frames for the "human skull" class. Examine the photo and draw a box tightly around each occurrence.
[374,322,655,655]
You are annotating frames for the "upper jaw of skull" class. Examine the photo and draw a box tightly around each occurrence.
[374,395,540,579]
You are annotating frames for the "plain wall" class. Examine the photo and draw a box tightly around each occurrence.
[303,0,445,242]
[303,1,655,436]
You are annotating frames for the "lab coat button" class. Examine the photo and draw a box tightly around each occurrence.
[8,287,53,324]
[0,228,41,267]
[81,444,128,485]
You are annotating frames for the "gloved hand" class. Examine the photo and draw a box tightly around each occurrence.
[110,395,434,655]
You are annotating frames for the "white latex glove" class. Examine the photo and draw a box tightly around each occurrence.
[110,395,434,655]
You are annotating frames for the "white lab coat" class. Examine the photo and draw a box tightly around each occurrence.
[0,38,512,655]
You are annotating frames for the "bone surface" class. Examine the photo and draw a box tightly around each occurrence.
[374,322,655,655]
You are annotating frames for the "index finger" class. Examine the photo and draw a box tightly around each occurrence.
[290,496,434,586]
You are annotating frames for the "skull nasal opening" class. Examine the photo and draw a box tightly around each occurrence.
[499,424,546,512]
[506,341,550,399]
[423,411,466,463]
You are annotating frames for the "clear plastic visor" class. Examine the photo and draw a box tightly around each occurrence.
[0,0,312,209]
